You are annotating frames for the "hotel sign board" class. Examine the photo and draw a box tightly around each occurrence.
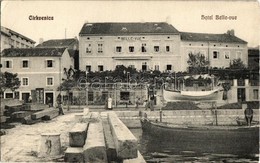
[120,36,142,41]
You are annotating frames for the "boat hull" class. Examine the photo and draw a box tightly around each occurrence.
[163,89,221,101]
[140,118,259,154]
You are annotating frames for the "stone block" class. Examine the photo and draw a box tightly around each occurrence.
[69,123,89,147]
[108,112,138,159]
[64,147,84,163]
[102,118,117,162]
[123,151,146,163]
[83,122,107,163]
[31,109,59,120]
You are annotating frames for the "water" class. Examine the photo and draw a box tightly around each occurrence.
[130,128,259,163]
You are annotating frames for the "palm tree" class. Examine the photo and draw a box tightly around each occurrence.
[187,52,209,74]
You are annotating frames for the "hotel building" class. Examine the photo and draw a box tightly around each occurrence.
[79,22,248,73]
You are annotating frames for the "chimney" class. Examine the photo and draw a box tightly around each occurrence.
[227,29,235,36]
[39,38,44,44]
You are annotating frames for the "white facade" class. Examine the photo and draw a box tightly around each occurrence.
[79,23,248,73]
[1,26,35,52]
[1,48,73,105]
[79,34,181,72]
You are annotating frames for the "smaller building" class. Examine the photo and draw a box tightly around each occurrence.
[1,26,35,52]
[36,38,79,69]
[1,48,74,105]
[180,30,248,70]
[248,47,259,71]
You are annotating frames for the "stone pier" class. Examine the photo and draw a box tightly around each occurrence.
[65,111,146,163]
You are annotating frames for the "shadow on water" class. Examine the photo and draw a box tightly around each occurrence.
[130,128,259,163]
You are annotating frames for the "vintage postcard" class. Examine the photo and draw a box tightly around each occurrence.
[1,0,259,162]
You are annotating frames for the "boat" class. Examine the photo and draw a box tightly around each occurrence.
[163,88,221,101]
[140,116,259,153]
[162,74,223,101]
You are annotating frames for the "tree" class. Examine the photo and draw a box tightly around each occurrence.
[187,52,209,74]
[0,72,21,94]
[229,58,246,69]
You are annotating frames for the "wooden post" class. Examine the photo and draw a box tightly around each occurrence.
[38,133,61,157]
[159,109,162,122]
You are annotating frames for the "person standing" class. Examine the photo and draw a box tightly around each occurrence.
[244,107,253,126]
[150,95,155,111]
[107,96,113,110]
[28,95,32,103]
[135,98,140,109]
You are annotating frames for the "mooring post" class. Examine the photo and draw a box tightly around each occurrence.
[160,108,162,122]
[214,102,218,126]
[38,133,61,157]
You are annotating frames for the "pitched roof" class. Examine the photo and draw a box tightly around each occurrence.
[1,26,36,43]
[36,38,78,48]
[79,22,179,35]
[180,32,247,44]
[2,48,67,57]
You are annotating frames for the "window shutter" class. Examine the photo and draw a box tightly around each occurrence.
[44,60,47,68]
[53,60,55,68]
[20,61,23,68]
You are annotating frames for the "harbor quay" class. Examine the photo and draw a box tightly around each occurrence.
[1,103,259,162]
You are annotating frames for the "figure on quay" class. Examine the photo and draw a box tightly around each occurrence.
[244,106,253,126]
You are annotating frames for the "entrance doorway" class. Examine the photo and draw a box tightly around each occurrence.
[237,88,246,102]
[22,93,30,103]
[45,92,54,107]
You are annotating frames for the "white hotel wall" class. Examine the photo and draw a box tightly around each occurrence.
[79,34,183,72]
[180,41,248,70]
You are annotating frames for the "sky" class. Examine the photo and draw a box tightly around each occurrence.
[1,0,260,47]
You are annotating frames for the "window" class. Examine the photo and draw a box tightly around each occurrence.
[166,46,170,52]
[141,44,147,52]
[155,65,160,71]
[253,89,258,99]
[22,60,29,68]
[47,77,54,86]
[236,51,242,59]
[16,41,20,48]
[86,44,92,53]
[86,65,91,72]
[129,46,134,53]
[142,62,147,71]
[224,51,230,59]
[5,60,12,68]
[154,46,160,52]
[116,46,122,53]
[166,64,172,71]
[98,65,104,72]
[213,51,219,59]
[46,60,53,68]
[22,78,29,86]
[5,93,14,99]
[98,44,103,53]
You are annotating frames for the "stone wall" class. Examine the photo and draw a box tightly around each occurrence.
[116,109,259,128]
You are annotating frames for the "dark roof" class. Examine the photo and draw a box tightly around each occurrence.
[79,22,179,35]
[180,32,247,44]
[248,48,259,56]
[36,38,78,48]
[67,49,78,58]
[2,48,67,57]
[1,26,36,43]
